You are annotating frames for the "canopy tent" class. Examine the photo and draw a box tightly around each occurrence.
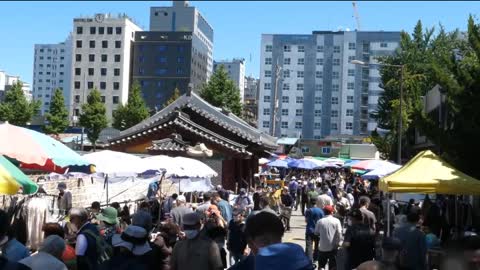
[380,150,480,195]
[266,159,289,168]
[288,159,320,170]
[142,155,184,177]
[83,150,151,179]
[172,157,218,178]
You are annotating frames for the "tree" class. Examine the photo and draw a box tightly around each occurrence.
[44,88,69,134]
[79,88,107,150]
[370,129,395,160]
[0,81,40,126]
[199,65,242,116]
[112,81,150,130]
[164,87,181,107]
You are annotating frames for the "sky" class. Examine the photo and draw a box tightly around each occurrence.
[0,1,479,83]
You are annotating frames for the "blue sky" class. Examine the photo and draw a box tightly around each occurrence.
[0,1,478,83]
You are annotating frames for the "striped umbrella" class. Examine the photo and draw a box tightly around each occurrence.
[0,156,38,195]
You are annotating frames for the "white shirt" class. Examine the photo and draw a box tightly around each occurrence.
[346,193,355,206]
[314,215,342,252]
[75,222,90,256]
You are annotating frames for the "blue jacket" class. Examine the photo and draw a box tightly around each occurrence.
[256,243,314,270]
[305,207,324,236]
[78,223,100,270]
[217,199,233,222]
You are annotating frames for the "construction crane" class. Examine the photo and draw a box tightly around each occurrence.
[352,1,361,31]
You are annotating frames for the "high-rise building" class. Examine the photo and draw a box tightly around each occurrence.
[258,31,400,139]
[243,76,259,127]
[70,13,142,124]
[0,71,32,102]
[149,0,214,93]
[32,36,72,115]
[213,59,245,102]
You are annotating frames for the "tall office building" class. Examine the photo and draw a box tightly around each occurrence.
[258,31,400,139]
[149,0,214,94]
[70,13,142,124]
[32,36,72,115]
[213,58,246,102]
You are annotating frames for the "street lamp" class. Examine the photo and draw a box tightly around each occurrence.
[350,60,404,165]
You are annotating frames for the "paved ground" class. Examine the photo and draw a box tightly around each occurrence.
[284,208,307,248]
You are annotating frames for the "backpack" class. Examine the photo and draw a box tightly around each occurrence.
[83,229,114,265]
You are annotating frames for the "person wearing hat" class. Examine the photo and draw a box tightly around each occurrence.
[280,187,293,231]
[170,195,193,228]
[227,209,248,266]
[19,235,67,270]
[314,205,342,270]
[57,182,72,215]
[96,207,121,245]
[342,209,376,269]
[171,212,223,270]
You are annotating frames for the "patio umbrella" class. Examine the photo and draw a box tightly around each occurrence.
[305,158,327,168]
[0,122,91,173]
[266,159,289,168]
[362,164,401,180]
[343,160,360,168]
[325,157,346,166]
[288,159,320,170]
[0,156,38,195]
[352,159,398,171]
[83,150,150,178]
[173,157,218,178]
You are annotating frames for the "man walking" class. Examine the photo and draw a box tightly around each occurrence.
[359,196,377,232]
[315,205,342,270]
[212,191,233,223]
[305,197,324,264]
[393,212,427,270]
[170,195,193,228]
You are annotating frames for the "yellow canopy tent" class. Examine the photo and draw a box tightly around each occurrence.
[380,150,480,195]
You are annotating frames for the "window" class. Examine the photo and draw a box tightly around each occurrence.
[332,71,339,79]
[115,41,121,48]
[313,71,322,79]
[297,71,304,78]
[113,96,119,104]
[282,83,289,91]
[87,81,94,89]
[265,45,273,52]
[100,82,106,90]
[332,97,339,105]
[59,64,64,68]
[89,26,96,34]
[76,40,82,48]
[155,68,167,75]
[333,59,340,65]
[322,147,331,154]
[75,54,81,62]
[264,96,271,102]
[296,84,304,91]
[265,70,272,77]
[333,46,340,53]
[331,110,339,117]
[295,122,302,129]
[138,68,145,75]
[101,54,107,62]
[177,46,185,52]
[101,68,107,76]
[281,109,288,116]
[346,109,354,116]
[264,83,271,90]
[317,45,324,52]
[102,40,108,48]
[115,27,122,34]
[314,122,321,129]
[282,96,289,103]
[347,96,354,103]
[348,56,355,62]
[346,122,353,130]
[298,58,305,65]
[74,81,80,89]
[114,68,120,76]
[380,42,388,48]
[89,40,95,48]
[100,96,105,103]
[75,68,81,76]
[115,54,121,62]
[39,56,44,60]
[263,121,270,128]
[177,56,186,63]
[316,58,324,65]
[265,58,272,65]
[281,122,288,129]
[99,27,105,34]
[76,26,83,34]
[296,96,303,103]
[315,97,322,104]
[316,84,323,91]
[113,82,120,90]
[348,69,355,76]
[296,109,303,116]
[176,67,184,75]
[284,45,291,52]
[297,45,305,52]
[157,45,167,52]
[88,68,94,76]
[107,27,113,34]
[348,42,356,50]
[347,82,355,89]
[89,54,95,62]
[332,84,340,92]
[263,108,270,115]
[284,58,291,65]
[283,70,290,78]
[314,110,322,117]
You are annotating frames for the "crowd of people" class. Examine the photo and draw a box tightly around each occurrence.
[1,168,480,270]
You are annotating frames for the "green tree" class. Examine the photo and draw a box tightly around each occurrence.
[79,88,107,150]
[370,129,395,160]
[199,65,242,116]
[44,88,69,134]
[164,87,181,107]
[0,81,40,125]
[112,81,150,131]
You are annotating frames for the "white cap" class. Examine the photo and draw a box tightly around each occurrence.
[177,195,187,202]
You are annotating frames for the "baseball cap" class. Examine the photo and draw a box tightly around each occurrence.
[323,205,334,215]
[182,212,201,226]
[112,225,151,256]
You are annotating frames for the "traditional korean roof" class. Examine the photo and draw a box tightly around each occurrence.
[108,92,277,152]
[147,134,188,152]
